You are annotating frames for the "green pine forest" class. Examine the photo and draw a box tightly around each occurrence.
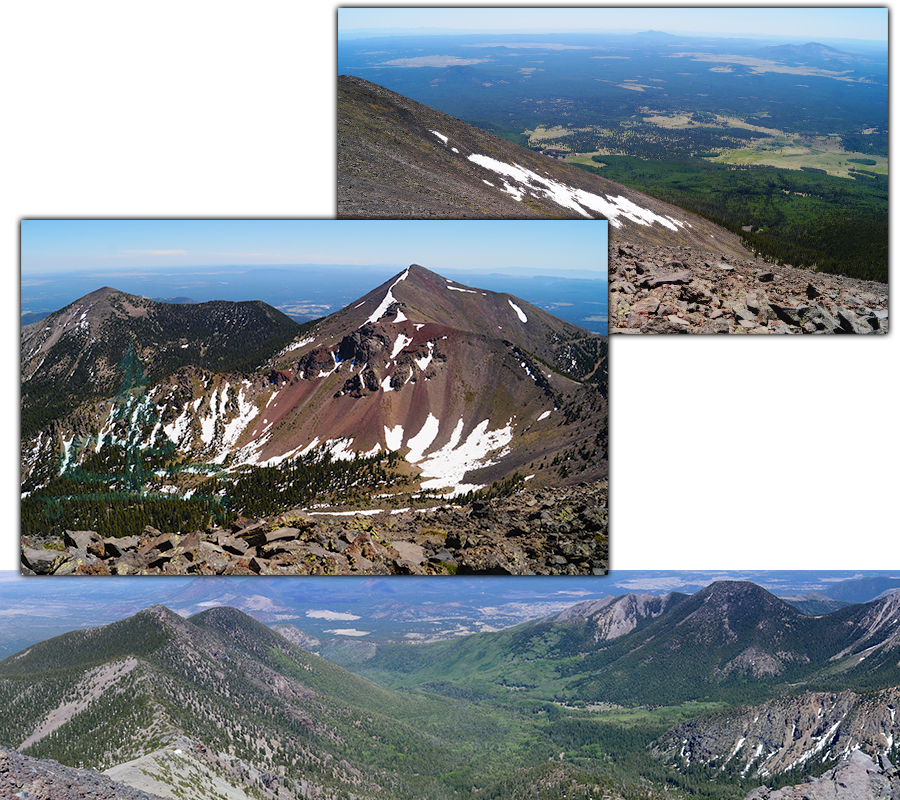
[575,156,887,283]
[21,443,411,538]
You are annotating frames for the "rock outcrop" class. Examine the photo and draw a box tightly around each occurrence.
[746,751,900,800]
[22,481,608,576]
[654,687,900,779]
[609,243,888,334]
[0,746,169,800]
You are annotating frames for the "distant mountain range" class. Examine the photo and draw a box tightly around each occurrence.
[338,75,889,335]
[762,41,857,65]
[357,581,900,708]
[1,580,897,799]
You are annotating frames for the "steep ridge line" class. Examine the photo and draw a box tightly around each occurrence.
[22,264,606,498]
[0,746,171,800]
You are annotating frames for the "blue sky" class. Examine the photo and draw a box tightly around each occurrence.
[338,7,887,43]
[21,219,608,277]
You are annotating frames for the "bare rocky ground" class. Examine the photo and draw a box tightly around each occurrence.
[21,481,608,577]
[745,751,900,800]
[609,242,888,334]
[0,746,168,800]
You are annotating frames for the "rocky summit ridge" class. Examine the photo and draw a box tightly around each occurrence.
[609,243,888,334]
[0,745,170,800]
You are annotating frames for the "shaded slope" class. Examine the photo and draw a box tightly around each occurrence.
[21,287,300,436]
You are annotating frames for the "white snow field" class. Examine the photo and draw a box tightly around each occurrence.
[467,152,692,230]
[508,299,528,323]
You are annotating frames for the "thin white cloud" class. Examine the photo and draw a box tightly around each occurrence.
[306,609,361,621]
[210,252,278,257]
[120,249,188,256]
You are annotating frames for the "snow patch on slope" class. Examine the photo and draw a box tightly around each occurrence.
[508,299,527,322]
[211,385,259,464]
[405,413,441,463]
[468,153,689,229]
[384,424,404,451]
[163,402,193,445]
[417,417,515,495]
[391,332,413,359]
[362,269,409,326]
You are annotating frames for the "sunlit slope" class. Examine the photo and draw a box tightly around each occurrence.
[356,582,900,707]
[0,605,492,799]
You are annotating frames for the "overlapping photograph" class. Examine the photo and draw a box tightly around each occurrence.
[21,219,608,576]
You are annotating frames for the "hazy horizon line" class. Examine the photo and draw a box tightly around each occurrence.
[338,27,887,45]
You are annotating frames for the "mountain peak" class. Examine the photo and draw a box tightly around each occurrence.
[631,29,678,39]
[253,262,607,494]
[697,579,781,602]
[553,591,684,640]
[691,580,794,616]
[21,287,301,436]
